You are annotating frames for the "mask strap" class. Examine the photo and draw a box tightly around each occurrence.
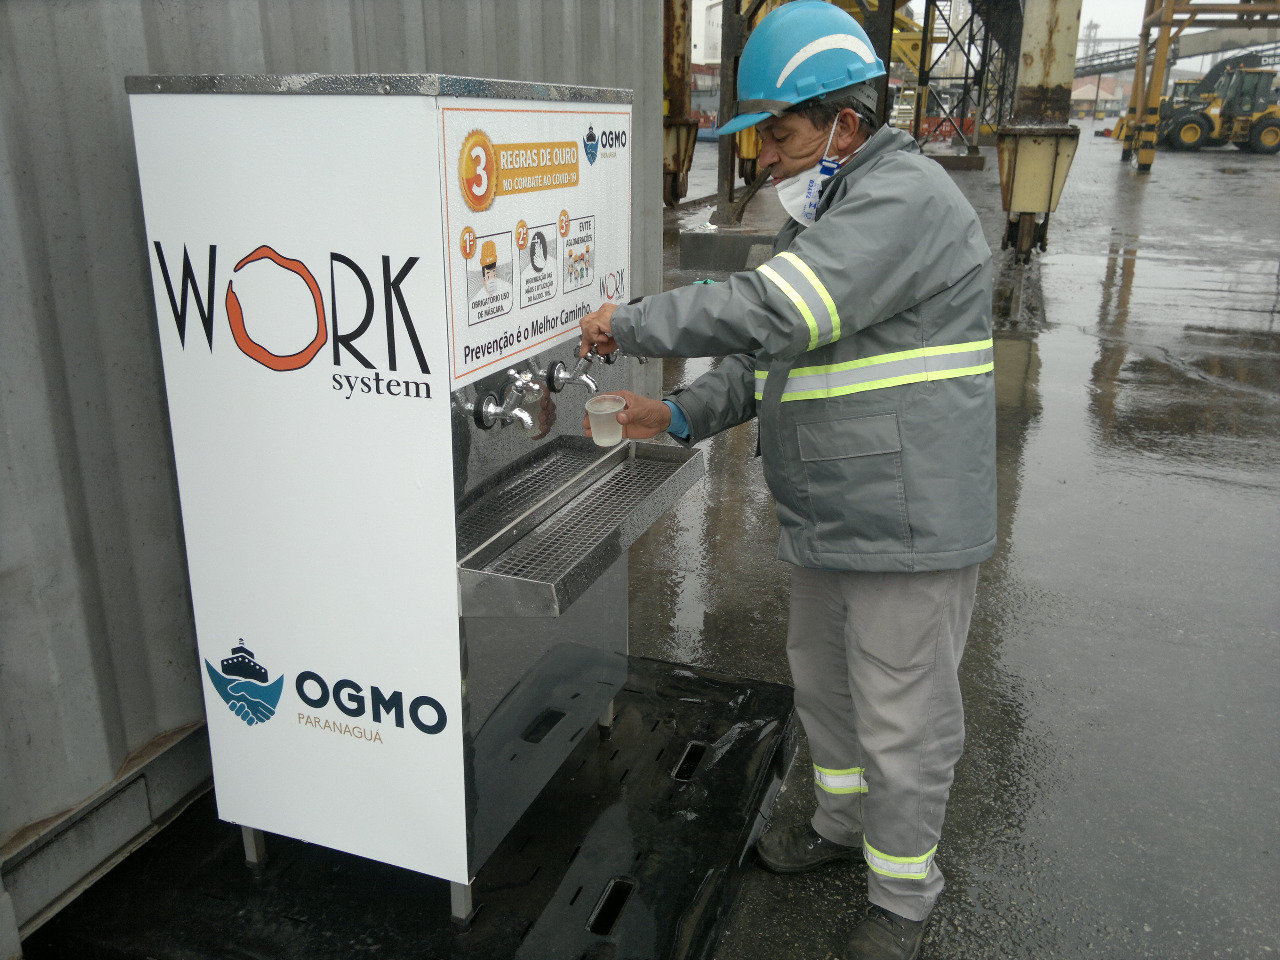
[817,120,841,176]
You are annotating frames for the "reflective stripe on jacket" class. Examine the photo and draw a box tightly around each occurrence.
[753,338,994,401]
[611,125,996,573]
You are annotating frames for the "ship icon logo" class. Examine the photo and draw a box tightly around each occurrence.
[204,641,284,727]
[583,125,598,165]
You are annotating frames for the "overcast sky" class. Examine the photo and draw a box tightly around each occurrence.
[1077,0,1243,73]
[1079,0,1151,41]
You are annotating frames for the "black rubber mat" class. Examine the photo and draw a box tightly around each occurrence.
[25,657,796,960]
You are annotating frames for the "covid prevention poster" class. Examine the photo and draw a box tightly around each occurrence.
[129,92,468,881]
[439,97,632,388]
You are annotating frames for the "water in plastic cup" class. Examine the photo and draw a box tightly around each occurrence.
[585,394,626,447]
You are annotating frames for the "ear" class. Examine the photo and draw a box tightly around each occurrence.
[834,108,863,154]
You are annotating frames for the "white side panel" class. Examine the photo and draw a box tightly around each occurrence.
[128,93,467,882]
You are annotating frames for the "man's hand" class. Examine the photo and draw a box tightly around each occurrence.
[581,390,671,441]
[579,303,619,357]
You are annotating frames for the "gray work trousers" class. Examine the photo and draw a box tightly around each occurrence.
[786,563,979,921]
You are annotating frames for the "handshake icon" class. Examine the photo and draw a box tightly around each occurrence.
[205,662,285,727]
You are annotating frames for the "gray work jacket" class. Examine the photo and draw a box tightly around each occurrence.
[611,125,996,573]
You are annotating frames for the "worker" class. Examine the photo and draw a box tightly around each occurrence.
[471,238,512,323]
[578,3,995,958]
[479,239,500,291]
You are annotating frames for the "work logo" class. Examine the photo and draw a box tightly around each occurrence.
[205,642,284,727]
[599,268,627,302]
[151,241,433,402]
[583,125,599,165]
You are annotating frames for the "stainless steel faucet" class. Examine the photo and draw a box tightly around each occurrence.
[546,347,599,393]
[466,369,544,431]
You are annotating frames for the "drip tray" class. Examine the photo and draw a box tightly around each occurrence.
[457,437,704,617]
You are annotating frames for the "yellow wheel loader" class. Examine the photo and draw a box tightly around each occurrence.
[1162,66,1280,154]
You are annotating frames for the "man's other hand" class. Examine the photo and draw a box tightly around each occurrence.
[580,303,619,357]
[581,390,672,441]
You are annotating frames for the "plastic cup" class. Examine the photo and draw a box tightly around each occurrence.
[584,394,627,447]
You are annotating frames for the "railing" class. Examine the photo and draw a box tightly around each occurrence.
[1075,42,1177,77]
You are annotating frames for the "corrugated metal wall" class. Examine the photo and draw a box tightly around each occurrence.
[0,0,662,944]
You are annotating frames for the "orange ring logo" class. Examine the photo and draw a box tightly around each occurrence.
[459,129,497,212]
[225,245,327,372]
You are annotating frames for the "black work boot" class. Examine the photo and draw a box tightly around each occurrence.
[844,904,929,960]
[755,821,861,874]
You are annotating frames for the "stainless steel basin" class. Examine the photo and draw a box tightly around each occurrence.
[456,437,705,617]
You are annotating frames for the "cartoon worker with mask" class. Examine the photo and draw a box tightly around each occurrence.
[578,3,995,958]
[470,238,513,324]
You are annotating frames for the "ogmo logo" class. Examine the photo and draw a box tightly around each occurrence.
[203,641,449,739]
[597,129,627,150]
[204,641,284,727]
[295,671,447,735]
[583,126,627,164]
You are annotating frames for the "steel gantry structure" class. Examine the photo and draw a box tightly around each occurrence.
[1121,0,1280,170]
[900,0,1026,150]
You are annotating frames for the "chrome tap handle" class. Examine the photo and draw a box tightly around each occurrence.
[474,369,543,431]
[497,369,541,426]
[506,369,543,407]
[548,347,599,393]
[599,348,649,365]
[505,405,535,431]
[477,394,504,428]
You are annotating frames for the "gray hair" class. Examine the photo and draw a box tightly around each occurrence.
[790,83,880,135]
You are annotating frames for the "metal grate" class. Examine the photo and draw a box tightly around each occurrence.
[457,448,601,556]
[483,460,677,580]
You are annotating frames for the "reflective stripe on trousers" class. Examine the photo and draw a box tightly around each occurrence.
[864,840,938,880]
[754,338,994,401]
[814,764,867,795]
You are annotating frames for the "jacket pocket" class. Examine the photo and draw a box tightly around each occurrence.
[796,413,911,555]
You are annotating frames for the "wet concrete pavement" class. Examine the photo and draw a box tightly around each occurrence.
[629,120,1280,958]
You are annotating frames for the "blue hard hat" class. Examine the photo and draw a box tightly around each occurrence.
[717,0,887,136]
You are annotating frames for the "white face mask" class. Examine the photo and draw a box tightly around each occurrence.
[774,166,825,226]
[774,121,846,225]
